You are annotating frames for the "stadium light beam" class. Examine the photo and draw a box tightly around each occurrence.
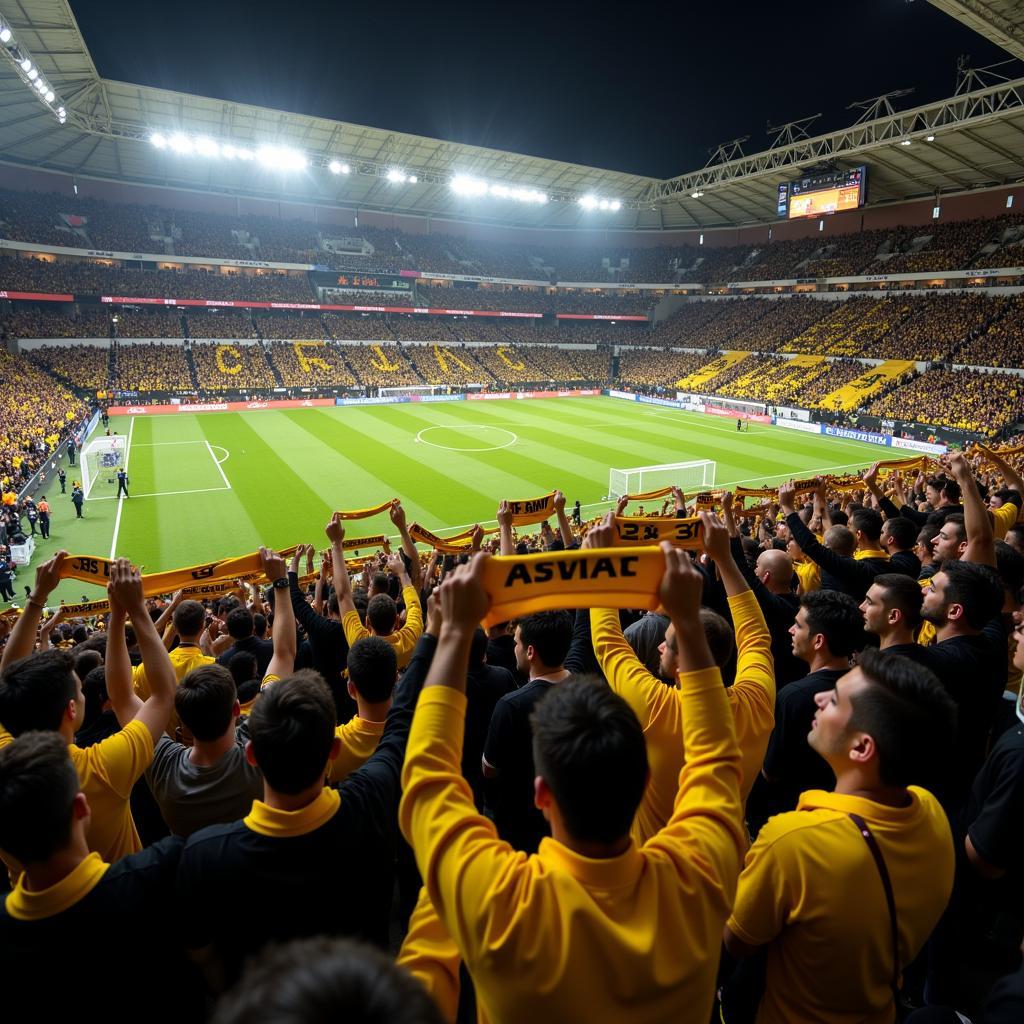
[580,195,599,210]
[194,136,220,157]
[386,168,407,183]
[150,132,167,149]
[691,190,705,198]
[328,159,350,174]
[0,26,11,44]
[19,57,30,71]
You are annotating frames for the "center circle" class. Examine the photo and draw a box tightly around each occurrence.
[415,425,518,452]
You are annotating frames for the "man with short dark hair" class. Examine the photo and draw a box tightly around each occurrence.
[724,649,957,1024]
[177,613,433,988]
[145,664,263,838]
[216,606,274,679]
[860,572,925,654]
[0,732,200,1018]
[760,589,865,816]
[482,608,574,852]
[880,514,921,578]
[397,546,745,1022]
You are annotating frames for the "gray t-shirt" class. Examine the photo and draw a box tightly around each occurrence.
[146,719,263,838]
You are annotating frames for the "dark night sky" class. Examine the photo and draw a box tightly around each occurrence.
[69,0,1014,178]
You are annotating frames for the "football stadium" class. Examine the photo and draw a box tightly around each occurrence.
[1,1,1024,1020]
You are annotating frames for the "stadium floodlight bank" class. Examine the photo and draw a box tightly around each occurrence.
[82,435,126,499]
[608,460,716,499]
[379,385,456,398]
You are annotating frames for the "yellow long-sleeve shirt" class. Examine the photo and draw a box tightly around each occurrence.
[399,669,745,1024]
[342,584,423,668]
[591,590,775,845]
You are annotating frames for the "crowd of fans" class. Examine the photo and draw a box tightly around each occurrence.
[190,342,277,391]
[0,348,85,488]
[616,348,714,388]
[884,217,1002,274]
[954,293,1024,368]
[787,358,871,407]
[867,367,1023,434]
[416,285,653,317]
[344,342,423,388]
[0,308,110,341]
[114,310,186,340]
[112,342,194,392]
[187,312,257,341]
[266,341,358,389]
[253,313,329,341]
[26,344,111,391]
[1,443,1022,1022]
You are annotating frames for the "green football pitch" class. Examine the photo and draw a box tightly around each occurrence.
[31,396,891,605]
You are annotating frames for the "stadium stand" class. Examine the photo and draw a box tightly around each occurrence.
[191,342,277,390]
[187,311,257,340]
[112,342,194,392]
[344,342,423,387]
[254,313,329,341]
[617,348,718,388]
[26,344,111,391]
[113,309,185,339]
[267,341,358,388]
[953,292,1024,367]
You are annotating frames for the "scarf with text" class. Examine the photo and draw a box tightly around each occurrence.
[335,499,397,520]
[874,455,934,473]
[973,442,1024,463]
[694,490,725,510]
[480,547,665,626]
[408,523,497,554]
[506,492,557,526]
[341,535,390,553]
[612,515,704,549]
[57,545,301,597]
[735,485,777,500]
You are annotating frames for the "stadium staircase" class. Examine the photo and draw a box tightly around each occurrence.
[675,351,750,391]
[816,359,916,412]
[183,342,200,389]
[263,342,284,387]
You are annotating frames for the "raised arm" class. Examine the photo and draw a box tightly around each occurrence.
[391,500,422,589]
[326,512,356,616]
[261,547,296,681]
[36,606,65,653]
[106,558,175,743]
[0,550,67,670]
[948,452,996,567]
[496,500,514,556]
[553,490,574,548]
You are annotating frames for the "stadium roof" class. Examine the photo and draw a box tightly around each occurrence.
[1,0,1024,232]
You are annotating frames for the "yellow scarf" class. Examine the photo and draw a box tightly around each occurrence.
[624,485,673,502]
[694,490,724,510]
[342,535,390,552]
[480,547,665,627]
[875,455,933,473]
[57,546,302,598]
[612,516,704,549]
[974,442,1024,463]
[409,523,474,554]
[735,486,776,500]
[506,492,557,526]
[335,499,397,520]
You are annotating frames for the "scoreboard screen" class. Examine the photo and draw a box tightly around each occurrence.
[777,166,867,219]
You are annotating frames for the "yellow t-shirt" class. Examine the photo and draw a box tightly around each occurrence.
[399,673,745,1024]
[727,787,954,1024]
[326,715,386,783]
[993,501,1019,541]
[795,559,821,595]
[591,591,775,846]
[342,584,423,668]
[0,719,154,876]
[132,643,214,735]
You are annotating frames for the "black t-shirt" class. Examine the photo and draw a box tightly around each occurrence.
[483,677,558,853]
[178,634,431,986]
[217,635,276,679]
[963,722,1024,918]
[762,667,846,817]
[0,837,201,1021]
[485,633,519,678]
[463,663,518,810]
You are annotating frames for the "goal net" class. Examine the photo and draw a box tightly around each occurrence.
[379,385,449,398]
[608,460,716,500]
[83,435,127,499]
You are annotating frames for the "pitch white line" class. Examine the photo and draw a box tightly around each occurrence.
[109,416,135,559]
[206,441,232,489]
[93,485,231,502]
[209,445,230,464]
[130,441,208,447]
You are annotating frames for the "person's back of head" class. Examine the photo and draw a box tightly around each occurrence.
[369,572,389,597]
[940,478,962,505]
[71,624,90,645]
[72,648,103,680]
[176,665,238,742]
[995,540,1024,602]
[531,676,647,846]
[79,666,109,727]
[842,648,955,788]
[173,599,207,640]
[0,649,79,737]
[326,593,341,619]
[248,670,336,794]
[365,594,398,636]
[212,936,444,1024]
[1006,523,1024,557]
[226,607,255,642]
[824,525,856,558]
[252,613,268,640]
[756,547,794,593]
[517,610,574,672]
[346,637,398,705]
[851,507,883,547]
[800,590,865,660]
[700,608,735,668]
[829,509,849,528]
[881,516,917,553]
[0,731,80,865]
[228,651,258,689]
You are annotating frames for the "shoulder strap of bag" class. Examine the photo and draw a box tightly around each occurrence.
[848,812,901,1010]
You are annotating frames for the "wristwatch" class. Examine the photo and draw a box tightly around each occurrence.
[271,577,289,589]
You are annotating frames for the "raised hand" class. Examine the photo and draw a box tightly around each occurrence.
[107,557,145,614]
[325,512,345,545]
[582,511,615,549]
[438,556,490,634]
[658,542,703,625]
[259,546,287,583]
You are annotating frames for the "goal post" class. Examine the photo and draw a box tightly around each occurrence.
[608,459,716,500]
[82,435,127,499]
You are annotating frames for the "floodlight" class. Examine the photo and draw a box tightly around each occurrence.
[691,190,704,198]
[0,27,12,43]
[329,160,343,174]
[580,195,599,209]
[44,90,54,103]
[57,106,66,117]
[408,175,417,184]
[899,139,912,146]
[34,79,45,91]
[610,200,621,211]
[27,67,37,80]
[256,144,307,170]
[193,136,218,157]
[598,199,609,210]
[387,168,406,183]
[169,133,194,154]
[339,162,350,174]
[19,58,30,71]
[490,183,510,198]
[452,175,488,196]
[925,134,936,142]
